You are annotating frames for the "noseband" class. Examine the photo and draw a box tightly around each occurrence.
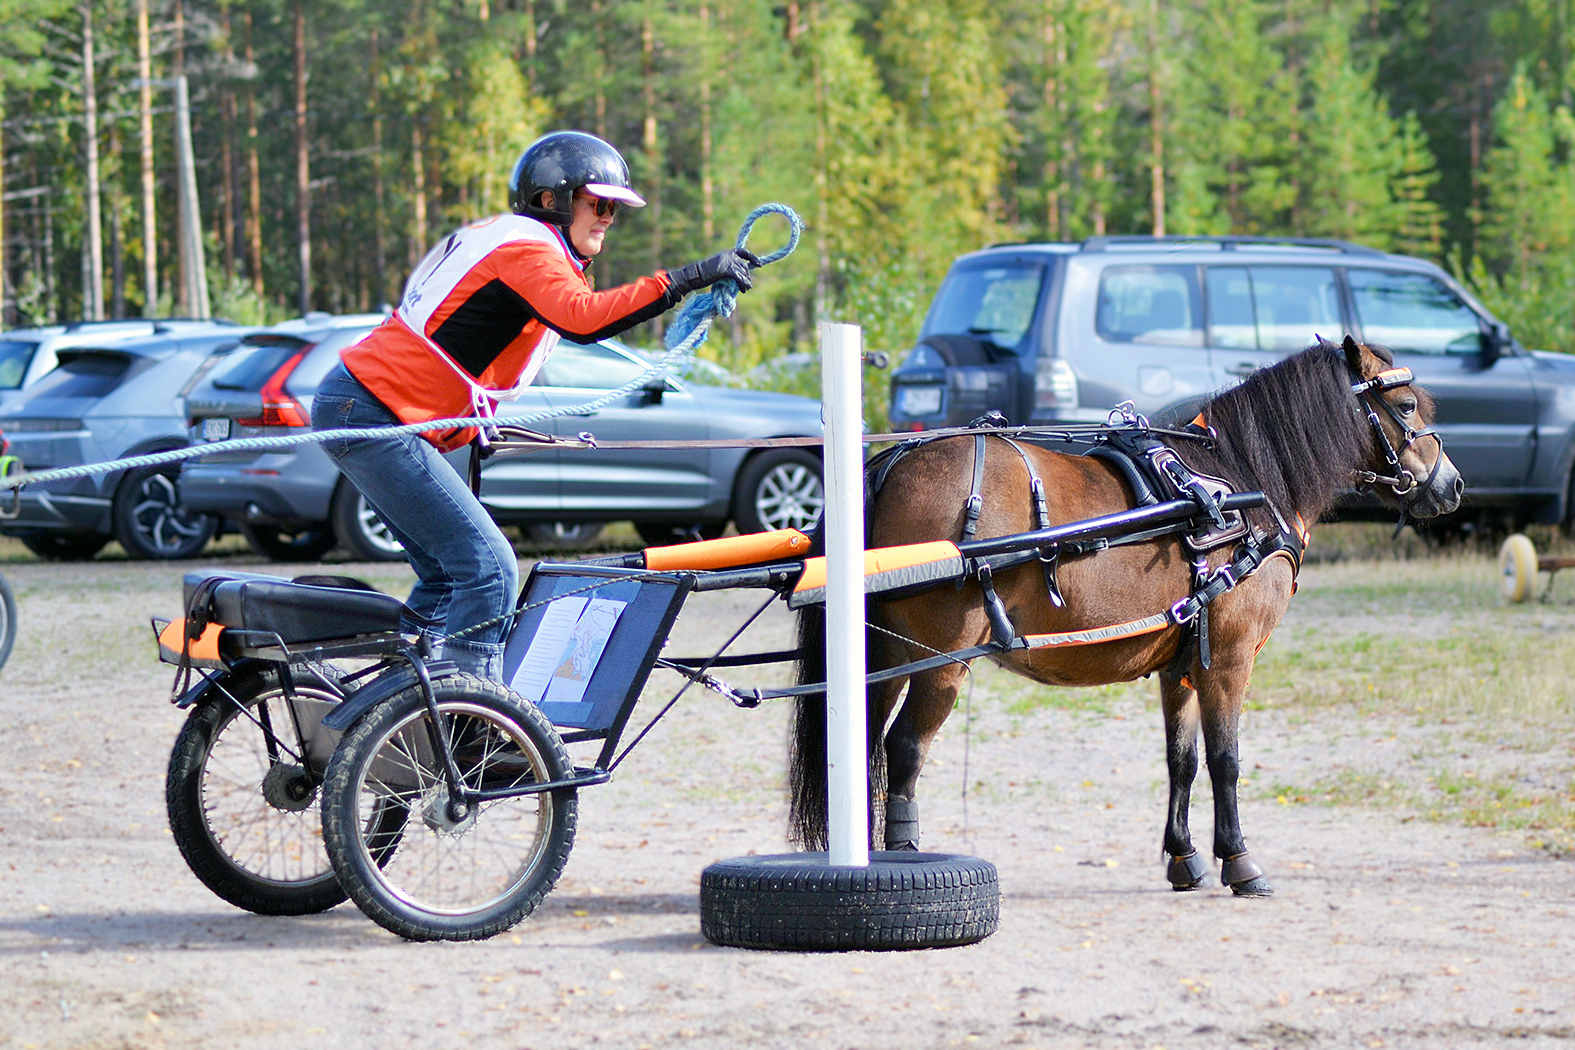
[1349,367,1445,498]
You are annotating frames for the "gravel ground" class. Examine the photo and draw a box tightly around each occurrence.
[0,551,1571,1050]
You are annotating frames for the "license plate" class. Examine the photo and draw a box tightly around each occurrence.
[897,386,943,417]
[201,417,231,442]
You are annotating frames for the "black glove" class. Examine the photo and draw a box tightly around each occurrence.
[668,248,762,298]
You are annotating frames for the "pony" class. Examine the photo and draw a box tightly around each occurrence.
[788,336,1463,895]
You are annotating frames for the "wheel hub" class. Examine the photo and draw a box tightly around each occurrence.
[260,762,317,812]
[419,784,477,836]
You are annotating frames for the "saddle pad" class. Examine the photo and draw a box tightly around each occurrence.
[208,577,406,642]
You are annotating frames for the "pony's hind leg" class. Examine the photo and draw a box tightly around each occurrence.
[881,664,969,851]
[1160,671,1209,890]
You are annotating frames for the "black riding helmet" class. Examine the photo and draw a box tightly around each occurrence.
[509,131,647,227]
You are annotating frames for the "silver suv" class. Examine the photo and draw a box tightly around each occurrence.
[887,235,1575,530]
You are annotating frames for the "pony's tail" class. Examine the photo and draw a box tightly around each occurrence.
[787,599,887,852]
[788,603,829,850]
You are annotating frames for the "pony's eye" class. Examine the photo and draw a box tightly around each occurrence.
[1397,398,1418,416]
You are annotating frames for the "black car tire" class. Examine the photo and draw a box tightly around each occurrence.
[240,522,339,562]
[0,572,15,672]
[699,851,1000,951]
[733,449,824,534]
[112,463,218,560]
[18,531,110,561]
[633,521,727,548]
[524,522,606,550]
[330,481,407,562]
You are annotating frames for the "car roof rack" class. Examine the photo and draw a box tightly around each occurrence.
[1079,234,1386,256]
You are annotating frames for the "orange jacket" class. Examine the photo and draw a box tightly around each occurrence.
[342,214,675,451]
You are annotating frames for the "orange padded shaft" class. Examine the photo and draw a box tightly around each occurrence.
[793,541,963,594]
[643,528,813,571]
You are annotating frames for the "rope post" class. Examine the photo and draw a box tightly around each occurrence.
[821,322,868,868]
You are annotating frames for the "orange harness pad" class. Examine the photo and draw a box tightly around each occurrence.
[643,528,812,571]
[789,541,965,608]
[157,618,224,667]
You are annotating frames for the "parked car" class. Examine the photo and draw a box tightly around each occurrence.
[181,331,826,561]
[0,321,255,559]
[0,319,231,411]
[0,315,388,560]
[887,235,1575,530]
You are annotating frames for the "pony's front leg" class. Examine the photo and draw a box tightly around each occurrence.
[881,665,967,851]
[1159,671,1208,890]
[1197,666,1274,898]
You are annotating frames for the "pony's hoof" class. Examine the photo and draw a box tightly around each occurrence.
[1166,850,1209,890]
[1229,876,1275,898]
[886,840,920,852]
[1220,852,1272,896]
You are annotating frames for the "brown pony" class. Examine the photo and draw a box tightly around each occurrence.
[788,336,1463,895]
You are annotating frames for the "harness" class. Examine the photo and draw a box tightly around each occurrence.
[869,406,1307,674]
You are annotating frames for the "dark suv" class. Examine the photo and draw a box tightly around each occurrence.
[887,236,1575,530]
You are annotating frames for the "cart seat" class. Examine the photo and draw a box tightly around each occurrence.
[181,569,406,643]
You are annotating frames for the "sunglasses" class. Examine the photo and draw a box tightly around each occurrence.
[576,193,621,219]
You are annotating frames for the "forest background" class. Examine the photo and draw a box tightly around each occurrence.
[2,0,1573,394]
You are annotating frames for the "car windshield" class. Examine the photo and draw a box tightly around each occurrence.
[922,261,1047,348]
[0,339,38,389]
[24,353,131,399]
[208,339,309,392]
[538,340,651,389]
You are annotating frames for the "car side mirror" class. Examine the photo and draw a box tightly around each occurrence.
[1480,320,1511,367]
[639,374,668,404]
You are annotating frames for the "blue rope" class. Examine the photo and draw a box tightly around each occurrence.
[0,204,804,496]
[663,203,804,358]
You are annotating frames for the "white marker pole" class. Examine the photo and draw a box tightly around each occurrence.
[821,322,869,867]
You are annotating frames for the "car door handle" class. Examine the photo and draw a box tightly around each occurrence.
[1225,362,1258,376]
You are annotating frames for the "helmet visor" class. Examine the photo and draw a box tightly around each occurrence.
[583,183,646,208]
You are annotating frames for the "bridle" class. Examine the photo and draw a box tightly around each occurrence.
[1349,366,1446,499]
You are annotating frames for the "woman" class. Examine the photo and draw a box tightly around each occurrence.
[311,130,759,678]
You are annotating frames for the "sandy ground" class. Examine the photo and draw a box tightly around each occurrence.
[0,552,1571,1050]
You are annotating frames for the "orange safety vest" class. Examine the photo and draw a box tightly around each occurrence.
[342,214,675,452]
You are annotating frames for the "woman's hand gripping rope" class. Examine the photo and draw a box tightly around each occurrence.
[0,204,803,519]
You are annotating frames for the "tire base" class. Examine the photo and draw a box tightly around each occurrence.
[699,851,999,951]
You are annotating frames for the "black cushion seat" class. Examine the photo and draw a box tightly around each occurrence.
[182,569,406,643]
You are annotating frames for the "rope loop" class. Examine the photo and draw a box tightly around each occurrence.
[663,203,804,357]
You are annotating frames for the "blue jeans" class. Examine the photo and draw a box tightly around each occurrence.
[311,364,518,678]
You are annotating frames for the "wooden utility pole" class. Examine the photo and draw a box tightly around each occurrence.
[294,0,311,314]
[244,9,263,295]
[173,0,188,312]
[643,15,662,292]
[136,0,158,313]
[82,2,105,321]
[370,25,386,306]
[1146,0,1165,237]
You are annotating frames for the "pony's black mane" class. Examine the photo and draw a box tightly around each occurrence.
[1179,339,1383,523]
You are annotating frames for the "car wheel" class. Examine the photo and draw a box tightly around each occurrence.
[523,522,606,550]
[633,522,726,548]
[330,481,407,562]
[240,522,339,562]
[18,532,110,561]
[732,449,824,534]
[112,465,218,560]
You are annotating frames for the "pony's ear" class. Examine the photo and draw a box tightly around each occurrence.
[1342,333,1366,375]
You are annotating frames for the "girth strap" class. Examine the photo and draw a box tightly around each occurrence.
[960,433,987,543]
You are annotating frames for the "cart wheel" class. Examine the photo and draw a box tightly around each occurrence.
[166,664,405,915]
[321,674,577,942]
[699,851,999,951]
[1499,533,1539,603]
